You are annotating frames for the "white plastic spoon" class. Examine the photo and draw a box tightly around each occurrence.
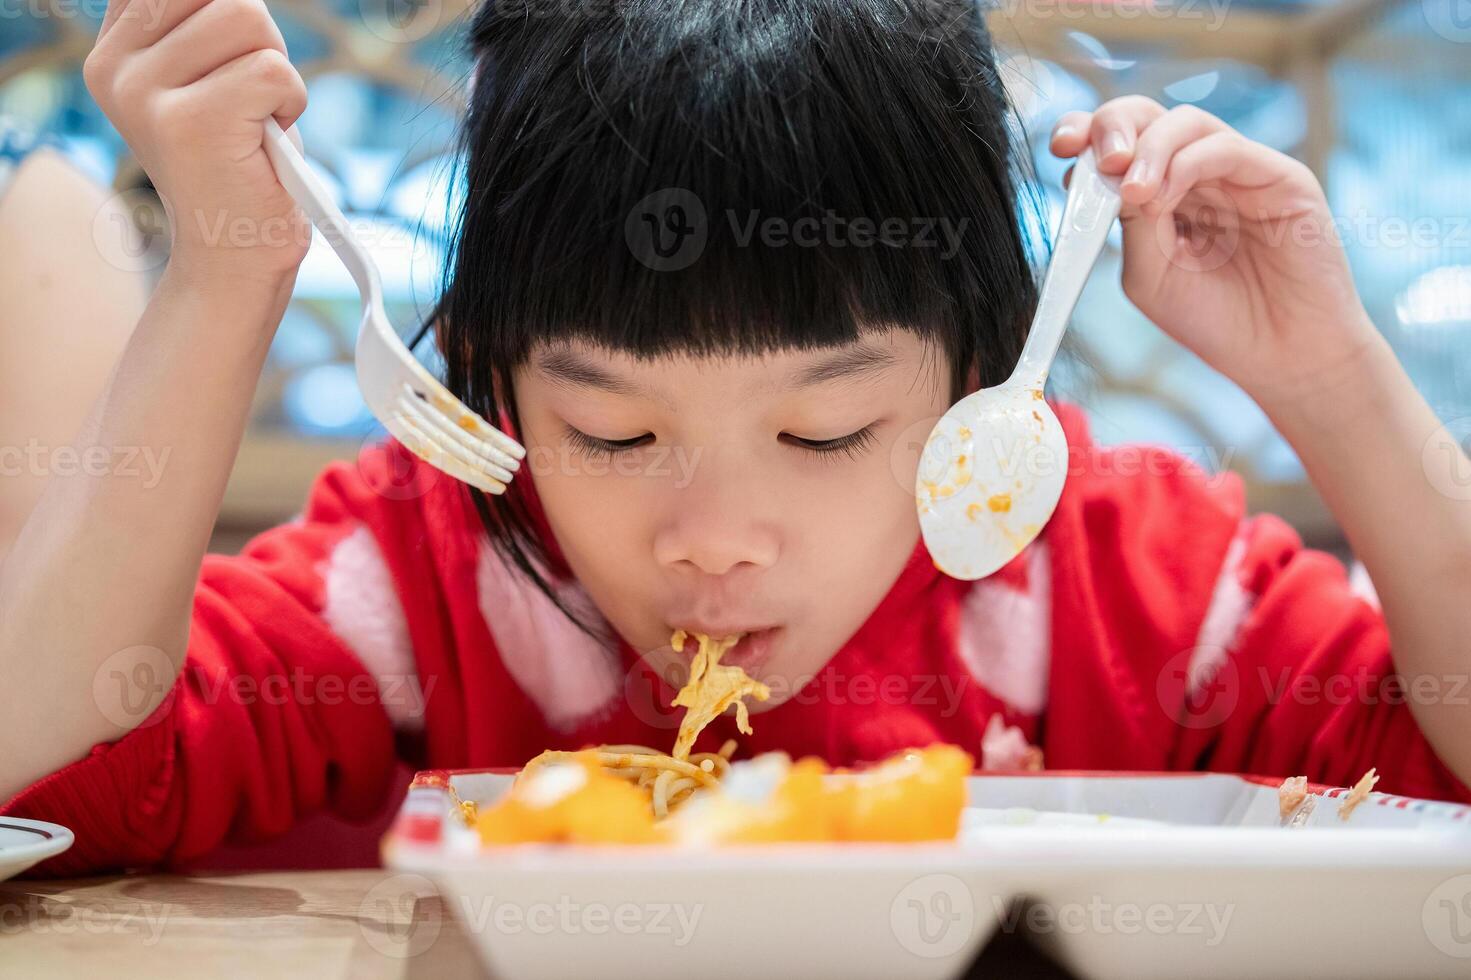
[917,149,1122,579]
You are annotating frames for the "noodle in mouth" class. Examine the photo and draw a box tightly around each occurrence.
[515,631,772,818]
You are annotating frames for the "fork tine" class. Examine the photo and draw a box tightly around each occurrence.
[405,386,523,473]
[397,388,517,479]
[418,384,527,461]
[390,414,510,495]
[394,393,517,485]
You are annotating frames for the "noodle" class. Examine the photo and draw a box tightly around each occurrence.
[514,631,768,819]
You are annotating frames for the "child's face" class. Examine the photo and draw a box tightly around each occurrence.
[513,330,951,707]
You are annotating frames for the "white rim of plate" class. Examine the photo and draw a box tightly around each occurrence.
[0,817,75,866]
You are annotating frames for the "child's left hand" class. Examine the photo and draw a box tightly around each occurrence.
[1051,97,1383,413]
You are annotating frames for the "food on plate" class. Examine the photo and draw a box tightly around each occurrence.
[472,744,974,846]
[475,751,661,844]
[1278,775,1308,819]
[1338,767,1379,821]
[510,631,768,819]
[467,631,973,845]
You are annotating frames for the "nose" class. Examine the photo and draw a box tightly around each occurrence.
[652,469,781,577]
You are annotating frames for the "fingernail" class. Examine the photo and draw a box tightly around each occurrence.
[1053,124,1077,142]
[1104,131,1131,158]
[1123,159,1150,186]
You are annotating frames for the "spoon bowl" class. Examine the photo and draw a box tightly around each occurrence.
[918,149,1121,579]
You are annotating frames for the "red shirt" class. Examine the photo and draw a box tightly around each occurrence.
[6,404,1466,875]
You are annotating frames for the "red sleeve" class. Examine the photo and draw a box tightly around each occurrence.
[1046,406,1469,803]
[1168,510,1471,802]
[0,448,429,876]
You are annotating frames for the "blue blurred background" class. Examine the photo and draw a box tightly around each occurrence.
[2,0,1468,548]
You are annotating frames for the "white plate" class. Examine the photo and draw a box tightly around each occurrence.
[0,817,74,881]
[385,771,1471,980]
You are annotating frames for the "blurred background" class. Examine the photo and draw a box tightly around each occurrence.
[2,0,1469,553]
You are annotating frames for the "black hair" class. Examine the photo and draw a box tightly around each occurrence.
[425,0,1042,628]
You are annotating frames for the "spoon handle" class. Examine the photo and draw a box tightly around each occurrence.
[1006,148,1123,389]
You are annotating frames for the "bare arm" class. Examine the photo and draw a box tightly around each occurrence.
[0,0,310,799]
[0,150,149,558]
[0,263,294,798]
[1052,98,1471,785]
[1264,338,1471,781]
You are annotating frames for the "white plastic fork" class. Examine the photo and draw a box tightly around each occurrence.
[261,117,525,494]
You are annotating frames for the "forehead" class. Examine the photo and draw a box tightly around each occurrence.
[524,331,946,402]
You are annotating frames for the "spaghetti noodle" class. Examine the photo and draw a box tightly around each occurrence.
[516,631,772,819]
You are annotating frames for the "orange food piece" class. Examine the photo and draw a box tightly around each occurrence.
[683,758,835,844]
[475,752,661,845]
[827,745,974,842]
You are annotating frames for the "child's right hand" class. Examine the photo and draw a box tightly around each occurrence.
[84,0,310,279]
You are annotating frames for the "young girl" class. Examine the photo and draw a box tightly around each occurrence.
[3,0,1468,875]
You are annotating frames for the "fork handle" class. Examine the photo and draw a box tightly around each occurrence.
[261,117,385,312]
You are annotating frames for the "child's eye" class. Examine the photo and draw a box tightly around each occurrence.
[782,425,879,460]
[565,427,653,456]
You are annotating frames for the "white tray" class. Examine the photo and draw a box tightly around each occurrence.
[383,769,1471,980]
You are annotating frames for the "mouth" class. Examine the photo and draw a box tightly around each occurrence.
[666,624,782,671]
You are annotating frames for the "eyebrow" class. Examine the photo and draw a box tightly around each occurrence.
[534,349,645,396]
[792,342,897,387]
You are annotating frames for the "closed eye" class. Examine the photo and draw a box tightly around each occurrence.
[565,427,653,456]
[781,425,879,460]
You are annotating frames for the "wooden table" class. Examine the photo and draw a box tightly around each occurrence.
[0,870,1074,978]
[0,870,491,979]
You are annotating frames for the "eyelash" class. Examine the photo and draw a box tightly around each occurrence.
[784,425,880,461]
[564,425,881,461]
[565,428,651,457]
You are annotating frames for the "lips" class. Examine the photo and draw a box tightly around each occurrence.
[667,624,781,671]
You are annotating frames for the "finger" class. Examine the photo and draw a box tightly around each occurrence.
[178,47,308,129]
[1157,129,1296,213]
[1087,95,1166,174]
[101,0,213,52]
[132,0,287,90]
[1120,105,1232,209]
[98,0,137,39]
[1049,111,1093,157]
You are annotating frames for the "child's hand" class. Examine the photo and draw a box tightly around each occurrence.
[84,0,310,279]
[1050,97,1381,411]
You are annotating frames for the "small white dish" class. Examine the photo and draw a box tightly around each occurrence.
[0,817,74,881]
